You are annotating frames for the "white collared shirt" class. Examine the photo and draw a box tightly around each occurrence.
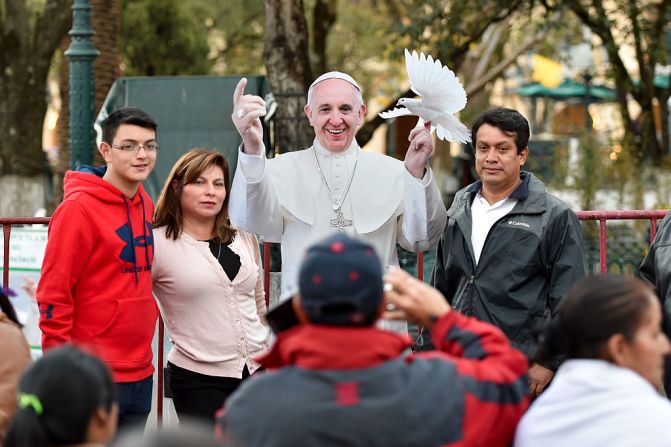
[470,192,517,264]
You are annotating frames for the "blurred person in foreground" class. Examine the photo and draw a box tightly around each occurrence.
[112,422,224,447]
[0,287,31,443]
[639,211,671,398]
[5,346,117,447]
[514,275,671,447]
[218,233,529,447]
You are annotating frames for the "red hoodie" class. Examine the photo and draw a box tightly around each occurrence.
[37,167,158,382]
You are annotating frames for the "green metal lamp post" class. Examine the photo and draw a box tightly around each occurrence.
[65,0,99,170]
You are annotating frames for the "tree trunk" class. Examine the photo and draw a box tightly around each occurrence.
[0,68,49,175]
[310,0,336,76]
[640,109,662,162]
[0,0,71,176]
[92,0,122,154]
[263,0,314,153]
[560,0,671,165]
[660,87,670,158]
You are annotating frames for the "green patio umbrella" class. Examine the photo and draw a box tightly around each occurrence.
[517,79,616,102]
[653,74,668,89]
[632,75,669,89]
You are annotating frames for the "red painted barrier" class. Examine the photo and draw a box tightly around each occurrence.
[575,210,667,273]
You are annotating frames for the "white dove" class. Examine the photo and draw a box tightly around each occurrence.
[379,49,471,143]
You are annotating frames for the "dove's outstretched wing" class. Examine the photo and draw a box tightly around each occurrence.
[378,107,412,119]
[432,113,471,143]
[405,49,466,114]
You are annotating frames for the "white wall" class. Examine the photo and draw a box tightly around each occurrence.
[0,175,45,217]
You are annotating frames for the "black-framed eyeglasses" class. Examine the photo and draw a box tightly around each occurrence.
[111,143,160,153]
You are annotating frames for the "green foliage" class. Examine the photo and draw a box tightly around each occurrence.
[380,0,538,125]
[550,0,671,163]
[388,0,529,64]
[120,0,212,76]
[526,139,569,189]
[189,0,265,75]
[565,130,648,210]
[309,0,407,104]
[577,131,601,210]
[530,10,584,60]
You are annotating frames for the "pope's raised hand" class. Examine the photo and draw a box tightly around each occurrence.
[232,78,267,155]
[404,122,433,179]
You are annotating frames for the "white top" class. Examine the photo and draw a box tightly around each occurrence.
[514,359,671,447]
[229,140,447,333]
[152,227,269,378]
[470,193,517,264]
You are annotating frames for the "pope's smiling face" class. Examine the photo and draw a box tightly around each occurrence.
[304,79,366,152]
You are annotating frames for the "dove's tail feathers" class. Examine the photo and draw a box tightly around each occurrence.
[379,107,413,119]
[433,113,471,143]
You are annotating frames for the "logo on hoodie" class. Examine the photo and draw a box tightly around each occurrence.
[115,221,154,271]
[39,303,54,320]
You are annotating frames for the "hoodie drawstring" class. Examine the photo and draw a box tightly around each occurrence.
[140,194,151,269]
[123,196,139,285]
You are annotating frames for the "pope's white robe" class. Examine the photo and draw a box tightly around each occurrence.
[229,140,447,332]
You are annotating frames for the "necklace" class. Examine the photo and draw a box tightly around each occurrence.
[216,241,222,260]
[312,148,357,231]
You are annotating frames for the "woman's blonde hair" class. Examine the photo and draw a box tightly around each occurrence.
[154,148,236,244]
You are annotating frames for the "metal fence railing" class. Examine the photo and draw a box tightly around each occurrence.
[575,210,668,273]
[2,209,668,425]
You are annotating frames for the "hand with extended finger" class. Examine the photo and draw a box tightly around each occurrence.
[382,268,450,329]
[404,123,433,179]
[232,77,267,155]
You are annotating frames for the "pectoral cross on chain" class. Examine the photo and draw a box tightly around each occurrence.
[330,204,352,232]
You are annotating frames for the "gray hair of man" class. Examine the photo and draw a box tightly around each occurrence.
[307,71,364,108]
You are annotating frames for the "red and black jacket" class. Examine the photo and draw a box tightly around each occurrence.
[218,310,529,447]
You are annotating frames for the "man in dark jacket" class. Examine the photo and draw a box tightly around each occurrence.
[639,211,671,398]
[218,234,529,447]
[429,107,586,398]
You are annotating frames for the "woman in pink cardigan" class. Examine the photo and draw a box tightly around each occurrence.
[152,149,269,424]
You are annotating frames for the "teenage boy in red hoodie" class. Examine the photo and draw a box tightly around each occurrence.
[37,108,159,429]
